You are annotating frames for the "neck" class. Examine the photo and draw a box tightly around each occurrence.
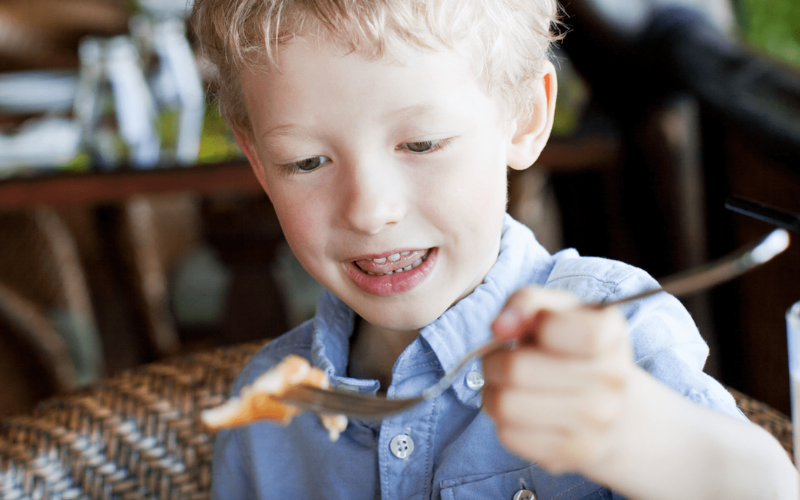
[348,317,420,393]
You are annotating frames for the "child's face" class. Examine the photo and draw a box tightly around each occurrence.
[236,36,554,333]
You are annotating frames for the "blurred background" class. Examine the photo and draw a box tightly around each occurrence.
[0,0,798,421]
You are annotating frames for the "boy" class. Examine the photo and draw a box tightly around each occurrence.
[191,0,798,498]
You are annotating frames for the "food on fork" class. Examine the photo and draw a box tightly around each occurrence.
[201,354,348,441]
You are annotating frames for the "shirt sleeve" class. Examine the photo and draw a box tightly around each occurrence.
[545,253,745,420]
[210,345,292,499]
[212,427,257,499]
[609,266,746,420]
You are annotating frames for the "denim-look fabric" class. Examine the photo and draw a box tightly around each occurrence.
[211,215,744,500]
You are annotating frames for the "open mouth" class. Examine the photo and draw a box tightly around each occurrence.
[346,248,437,296]
[353,248,432,276]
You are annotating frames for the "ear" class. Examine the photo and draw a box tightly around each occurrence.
[233,126,272,197]
[507,60,557,171]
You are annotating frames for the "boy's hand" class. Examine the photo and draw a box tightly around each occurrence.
[482,286,634,474]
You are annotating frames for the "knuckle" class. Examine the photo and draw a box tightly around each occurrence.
[560,429,608,469]
[602,363,630,390]
[580,329,603,356]
[580,392,623,430]
[509,285,543,306]
[580,308,627,356]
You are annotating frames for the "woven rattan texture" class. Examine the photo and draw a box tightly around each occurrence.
[0,341,266,500]
[728,386,794,458]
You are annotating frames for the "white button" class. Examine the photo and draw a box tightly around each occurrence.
[466,370,485,390]
[389,434,414,460]
[512,489,536,500]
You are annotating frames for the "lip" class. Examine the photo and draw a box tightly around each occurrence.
[345,247,438,297]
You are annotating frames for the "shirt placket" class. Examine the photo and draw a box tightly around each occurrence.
[377,350,439,500]
[378,397,436,500]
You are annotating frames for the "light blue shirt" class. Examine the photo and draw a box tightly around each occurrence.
[212,215,743,500]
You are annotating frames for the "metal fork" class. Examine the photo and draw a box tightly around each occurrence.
[278,228,790,420]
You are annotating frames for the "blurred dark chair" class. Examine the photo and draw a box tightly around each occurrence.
[0,281,75,416]
[0,207,103,388]
[112,191,291,357]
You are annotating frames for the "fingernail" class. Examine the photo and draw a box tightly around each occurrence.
[492,307,522,335]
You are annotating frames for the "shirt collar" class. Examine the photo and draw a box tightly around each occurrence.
[308,215,554,403]
[310,292,381,393]
[419,215,553,406]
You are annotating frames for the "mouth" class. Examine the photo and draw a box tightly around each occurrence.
[353,249,431,275]
[345,248,437,296]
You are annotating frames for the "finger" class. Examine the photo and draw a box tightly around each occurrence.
[494,423,571,466]
[494,423,604,474]
[483,385,575,429]
[491,286,579,341]
[483,348,628,391]
[538,305,628,357]
[483,384,624,431]
[483,348,584,390]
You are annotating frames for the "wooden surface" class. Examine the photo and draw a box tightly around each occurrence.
[0,160,263,211]
[0,134,619,211]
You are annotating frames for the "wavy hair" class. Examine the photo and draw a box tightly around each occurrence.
[191,0,562,130]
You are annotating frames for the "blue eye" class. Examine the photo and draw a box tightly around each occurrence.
[284,156,328,173]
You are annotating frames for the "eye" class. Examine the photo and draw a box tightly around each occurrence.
[403,140,437,153]
[397,138,451,154]
[283,156,329,174]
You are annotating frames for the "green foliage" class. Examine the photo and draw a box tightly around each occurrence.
[157,108,179,152]
[738,0,800,69]
[59,152,92,172]
[197,107,244,164]
[552,57,590,137]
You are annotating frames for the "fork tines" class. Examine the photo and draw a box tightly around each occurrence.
[278,385,423,419]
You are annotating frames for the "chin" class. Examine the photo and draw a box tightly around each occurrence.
[357,302,447,333]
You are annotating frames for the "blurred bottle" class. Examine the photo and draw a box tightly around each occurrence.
[74,35,161,169]
[130,11,206,165]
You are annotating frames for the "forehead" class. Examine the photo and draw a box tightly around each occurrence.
[246,33,476,89]
[239,37,502,133]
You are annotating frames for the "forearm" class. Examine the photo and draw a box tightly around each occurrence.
[585,368,799,500]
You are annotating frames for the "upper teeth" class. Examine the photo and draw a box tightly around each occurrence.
[372,251,412,264]
[364,255,426,276]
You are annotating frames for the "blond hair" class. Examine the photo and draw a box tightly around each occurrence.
[191,0,562,130]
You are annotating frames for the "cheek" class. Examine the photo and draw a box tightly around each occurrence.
[449,146,509,211]
[270,191,326,261]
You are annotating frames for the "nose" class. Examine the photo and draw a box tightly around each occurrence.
[339,159,407,234]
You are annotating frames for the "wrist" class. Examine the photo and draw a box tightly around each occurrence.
[582,368,799,500]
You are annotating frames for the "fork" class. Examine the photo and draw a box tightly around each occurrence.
[278,228,790,420]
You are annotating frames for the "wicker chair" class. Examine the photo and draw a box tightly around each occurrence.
[728,387,794,459]
[0,281,76,413]
[0,342,793,499]
[0,341,265,500]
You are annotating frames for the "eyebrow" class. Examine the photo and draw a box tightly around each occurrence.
[260,123,299,142]
[386,102,442,120]
[259,101,446,142]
